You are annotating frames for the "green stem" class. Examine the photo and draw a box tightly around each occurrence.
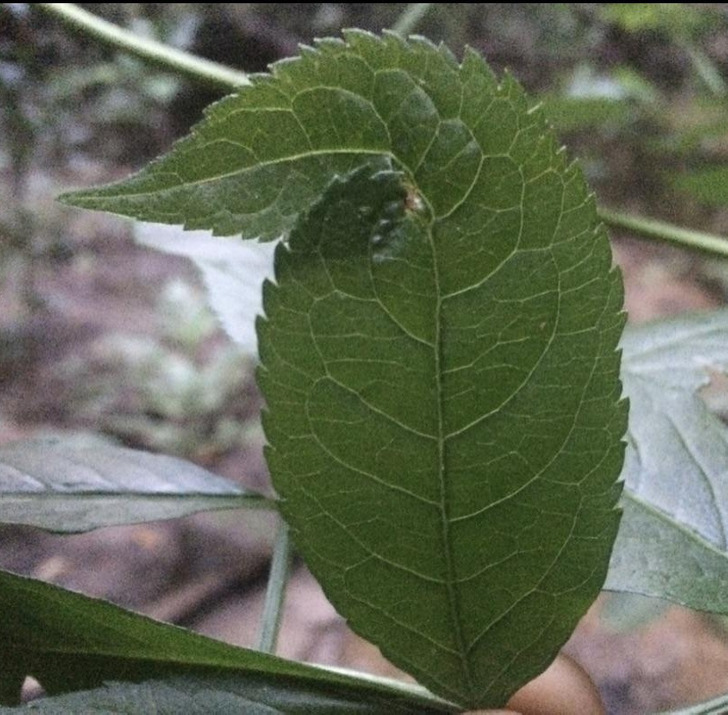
[682,40,727,98]
[392,3,433,36]
[599,208,728,258]
[37,3,250,90]
[257,518,292,654]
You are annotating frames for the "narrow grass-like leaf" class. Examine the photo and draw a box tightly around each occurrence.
[609,311,728,613]
[0,435,273,533]
[0,569,454,712]
[657,692,728,715]
[61,32,626,708]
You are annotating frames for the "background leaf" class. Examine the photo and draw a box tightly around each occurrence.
[0,569,453,713]
[134,223,276,352]
[672,166,728,207]
[0,434,272,533]
[657,692,728,715]
[608,310,728,613]
[0,677,446,715]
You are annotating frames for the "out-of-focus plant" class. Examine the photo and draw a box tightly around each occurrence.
[540,4,728,217]
[62,279,256,461]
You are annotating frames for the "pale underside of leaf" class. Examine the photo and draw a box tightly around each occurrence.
[0,436,272,532]
[610,311,728,613]
[134,223,276,352]
[62,32,627,709]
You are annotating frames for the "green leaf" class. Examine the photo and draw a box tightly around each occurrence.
[0,569,454,713]
[0,677,445,714]
[542,95,631,133]
[601,2,711,36]
[608,310,728,613]
[0,435,273,533]
[61,32,626,709]
[258,125,623,711]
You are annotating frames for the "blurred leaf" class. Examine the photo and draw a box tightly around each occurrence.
[0,434,273,532]
[683,43,727,98]
[608,311,728,613]
[601,3,710,37]
[658,692,728,714]
[611,66,662,104]
[598,591,670,633]
[543,96,631,132]
[0,569,453,712]
[135,223,275,353]
[673,166,728,207]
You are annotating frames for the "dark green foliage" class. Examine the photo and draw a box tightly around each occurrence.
[62,29,627,711]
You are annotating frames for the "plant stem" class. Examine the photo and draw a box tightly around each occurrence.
[37,3,250,90]
[392,3,433,36]
[257,518,292,654]
[682,40,727,98]
[599,208,728,258]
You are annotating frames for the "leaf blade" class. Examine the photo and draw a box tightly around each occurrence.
[257,91,625,709]
[0,677,440,715]
[0,436,273,532]
[0,569,454,713]
[609,310,728,613]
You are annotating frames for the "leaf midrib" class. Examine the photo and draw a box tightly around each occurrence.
[70,149,395,203]
[429,219,473,696]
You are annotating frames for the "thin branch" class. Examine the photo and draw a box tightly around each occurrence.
[599,208,728,258]
[257,519,292,654]
[392,4,433,36]
[37,3,250,90]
